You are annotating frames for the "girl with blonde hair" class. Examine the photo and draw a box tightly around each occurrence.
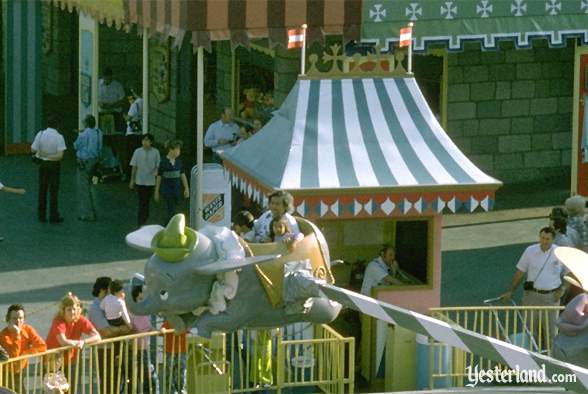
[45,293,101,363]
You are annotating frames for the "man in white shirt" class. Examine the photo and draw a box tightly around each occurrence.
[98,67,127,133]
[361,245,404,296]
[204,108,240,153]
[123,86,144,179]
[31,115,67,224]
[129,134,161,227]
[253,190,301,242]
[501,226,566,341]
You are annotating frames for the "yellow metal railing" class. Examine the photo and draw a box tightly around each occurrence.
[229,324,355,394]
[0,324,353,394]
[428,305,564,389]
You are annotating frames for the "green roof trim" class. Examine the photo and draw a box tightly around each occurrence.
[362,0,588,51]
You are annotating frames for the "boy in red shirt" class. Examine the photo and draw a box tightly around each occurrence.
[0,304,46,365]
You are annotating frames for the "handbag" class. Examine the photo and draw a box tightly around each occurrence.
[129,119,142,133]
[43,370,70,393]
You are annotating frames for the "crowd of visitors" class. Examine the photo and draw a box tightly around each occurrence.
[0,189,316,392]
[0,276,188,393]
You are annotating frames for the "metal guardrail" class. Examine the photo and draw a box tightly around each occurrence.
[428,305,565,389]
[0,324,353,394]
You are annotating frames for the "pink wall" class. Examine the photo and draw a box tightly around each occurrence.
[374,214,442,315]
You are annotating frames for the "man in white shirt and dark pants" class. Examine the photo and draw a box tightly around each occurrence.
[501,226,566,346]
[31,115,66,224]
[129,133,160,227]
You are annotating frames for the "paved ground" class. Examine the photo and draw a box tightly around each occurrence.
[0,154,571,340]
[0,153,189,336]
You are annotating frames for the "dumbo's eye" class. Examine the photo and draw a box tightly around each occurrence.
[160,290,168,301]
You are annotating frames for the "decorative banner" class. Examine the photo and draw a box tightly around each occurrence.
[362,0,588,51]
[150,40,171,104]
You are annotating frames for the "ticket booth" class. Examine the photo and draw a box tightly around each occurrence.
[219,73,502,388]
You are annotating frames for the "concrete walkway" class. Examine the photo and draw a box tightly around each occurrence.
[0,153,187,336]
[0,153,571,337]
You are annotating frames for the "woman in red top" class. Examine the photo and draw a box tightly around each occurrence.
[45,293,101,363]
[0,304,47,382]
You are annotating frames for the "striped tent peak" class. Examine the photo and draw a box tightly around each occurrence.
[220,77,501,196]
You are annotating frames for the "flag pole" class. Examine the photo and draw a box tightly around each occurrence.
[301,24,307,75]
[407,22,414,75]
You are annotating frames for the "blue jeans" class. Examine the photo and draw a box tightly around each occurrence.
[140,349,157,393]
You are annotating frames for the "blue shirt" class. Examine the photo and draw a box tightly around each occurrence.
[158,156,183,197]
[88,298,109,331]
[74,127,103,160]
[204,120,239,149]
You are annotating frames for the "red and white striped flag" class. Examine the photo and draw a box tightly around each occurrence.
[288,28,304,49]
[399,26,412,47]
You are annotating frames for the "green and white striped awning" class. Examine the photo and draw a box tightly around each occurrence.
[362,0,588,51]
[220,77,502,218]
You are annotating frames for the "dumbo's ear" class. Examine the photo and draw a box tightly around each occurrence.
[194,254,281,275]
[126,225,165,252]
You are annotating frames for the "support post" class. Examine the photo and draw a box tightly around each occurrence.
[301,24,307,75]
[407,22,414,75]
[142,28,149,133]
[196,46,204,230]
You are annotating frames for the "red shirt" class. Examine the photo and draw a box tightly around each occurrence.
[0,324,47,369]
[162,321,186,354]
[46,316,96,361]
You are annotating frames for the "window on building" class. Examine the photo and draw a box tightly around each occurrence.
[319,218,431,290]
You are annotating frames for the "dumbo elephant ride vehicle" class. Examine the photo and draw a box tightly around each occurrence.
[125,214,342,337]
[552,247,588,368]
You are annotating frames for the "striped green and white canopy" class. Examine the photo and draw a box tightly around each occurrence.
[220,77,502,218]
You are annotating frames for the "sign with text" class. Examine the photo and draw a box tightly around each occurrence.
[190,164,231,228]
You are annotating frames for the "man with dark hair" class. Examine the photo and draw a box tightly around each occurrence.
[253,190,300,242]
[233,210,255,241]
[74,114,103,222]
[501,227,567,341]
[361,244,404,296]
[129,133,160,226]
[552,217,573,247]
[0,304,46,369]
[550,206,581,249]
[31,114,66,224]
